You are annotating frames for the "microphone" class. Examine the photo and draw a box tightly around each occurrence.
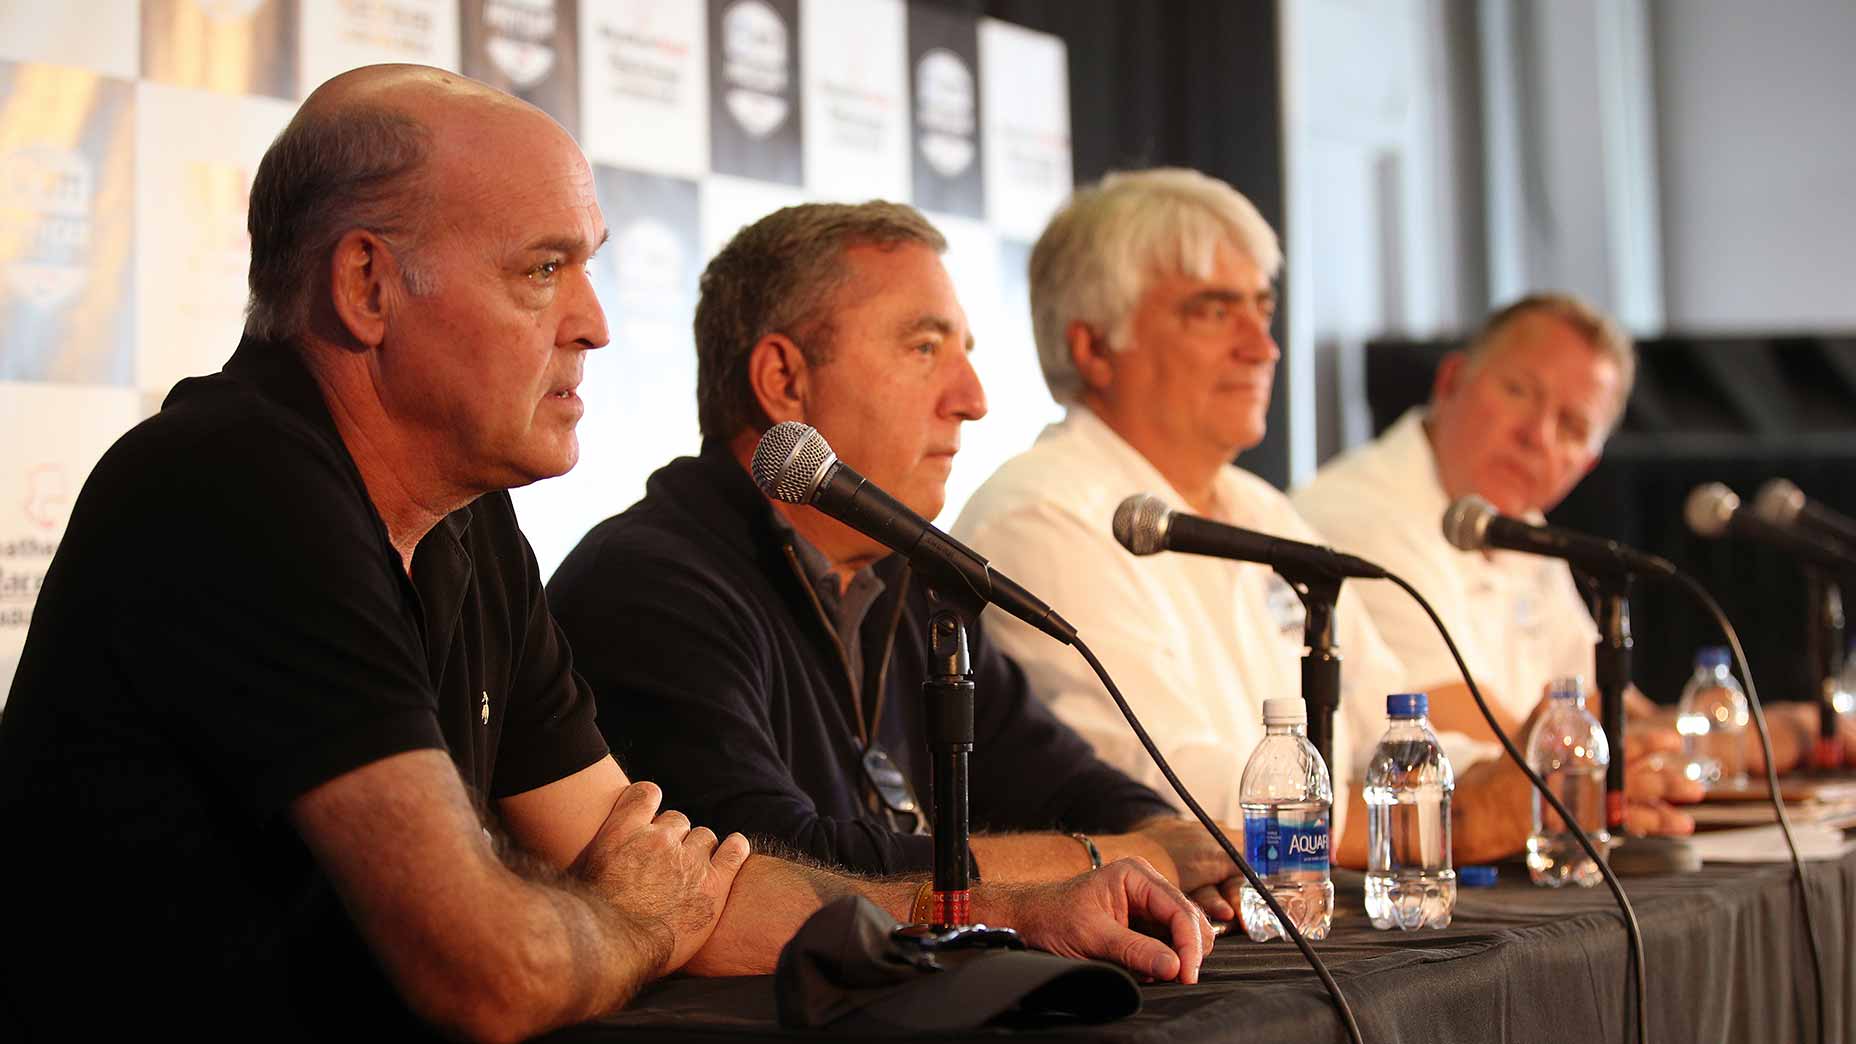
[751,421,1076,645]
[1442,495,1676,578]
[1686,482,1856,575]
[1112,493,1387,579]
[1754,479,1856,550]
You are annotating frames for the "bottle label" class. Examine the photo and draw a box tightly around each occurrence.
[1244,809,1330,875]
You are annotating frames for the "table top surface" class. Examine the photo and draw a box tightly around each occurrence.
[545,844,1856,1043]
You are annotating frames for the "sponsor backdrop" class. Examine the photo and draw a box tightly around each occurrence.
[0,0,1073,701]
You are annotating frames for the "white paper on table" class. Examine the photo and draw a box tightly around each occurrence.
[1688,822,1855,864]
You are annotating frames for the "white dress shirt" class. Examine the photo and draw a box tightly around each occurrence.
[952,408,1407,836]
[1291,408,1597,734]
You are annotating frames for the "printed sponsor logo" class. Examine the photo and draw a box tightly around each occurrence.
[484,0,559,88]
[914,48,974,177]
[22,464,70,532]
[721,0,790,138]
[0,146,93,310]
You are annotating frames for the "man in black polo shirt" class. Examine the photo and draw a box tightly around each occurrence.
[0,66,1211,1042]
[548,202,1246,906]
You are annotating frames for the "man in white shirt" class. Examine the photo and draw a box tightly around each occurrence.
[955,172,1703,900]
[1294,295,1617,742]
[1293,293,1839,785]
[953,170,1421,908]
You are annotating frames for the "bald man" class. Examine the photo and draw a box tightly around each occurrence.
[0,66,1209,1043]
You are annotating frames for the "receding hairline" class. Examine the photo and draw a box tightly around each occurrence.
[292,65,570,185]
[1467,308,1618,378]
[298,63,537,125]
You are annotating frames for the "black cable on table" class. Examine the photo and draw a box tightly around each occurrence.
[1072,636,1366,1044]
[1669,572,1827,1040]
[1385,572,1649,1044]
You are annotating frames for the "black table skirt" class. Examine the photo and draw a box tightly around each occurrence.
[544,849,1855,1043]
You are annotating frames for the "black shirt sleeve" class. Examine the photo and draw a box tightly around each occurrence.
[476,493,610,800]
[550,536,940,876]
[113,413,447,817]
[965,619,1178,835]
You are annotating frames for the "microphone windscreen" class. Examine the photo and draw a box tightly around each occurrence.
[1441,495,1495,552]
[1752,479,1805,529]
[751,421,834,504]
[1684,483,1738,538]
[1112,494,1171,556]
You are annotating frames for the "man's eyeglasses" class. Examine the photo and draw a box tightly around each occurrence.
[1177,291,1277,338]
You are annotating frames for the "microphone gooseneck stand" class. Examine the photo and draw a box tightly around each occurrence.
[1591,577,1631,837]
[1586,573,1699,876]
[1804,569,1846,772]
[1280,565,1343,774]
[894,597,1022,951]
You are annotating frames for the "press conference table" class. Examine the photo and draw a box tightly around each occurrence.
[543,845,1855,1044]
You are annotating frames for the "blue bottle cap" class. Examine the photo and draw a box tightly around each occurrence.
[1547,675,1585,701]
[1459,865,1498,887]
[1386,692,1428,719]
[1695,646,1730,670]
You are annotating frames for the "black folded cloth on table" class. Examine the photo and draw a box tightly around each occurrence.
[774,896,1141,1034]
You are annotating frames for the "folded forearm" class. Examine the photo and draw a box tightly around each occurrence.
[365,857,668,1043]
[685,854,918,977]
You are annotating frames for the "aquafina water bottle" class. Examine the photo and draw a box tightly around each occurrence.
[1239,697,1334,941]
[1676,646,1749,790]
[1364,692,1456,929]
[1525,676,1610,887]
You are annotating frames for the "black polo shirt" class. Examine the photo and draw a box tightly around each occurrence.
[0,336,608,1041]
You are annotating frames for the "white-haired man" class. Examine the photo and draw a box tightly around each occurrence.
[951,169,1403,908]
[954,171,1697,904]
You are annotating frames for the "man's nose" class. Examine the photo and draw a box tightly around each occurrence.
[945,348,988,422]
[1232,306,1280,364]
[562,264,610,351]
[1515,399,1554,448]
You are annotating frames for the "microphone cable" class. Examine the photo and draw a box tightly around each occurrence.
[1666,572,1827,1040]
[1382,572,1649,1044]
[1071,635,1366,1044]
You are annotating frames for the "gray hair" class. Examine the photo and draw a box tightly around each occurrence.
[1028,168,1282,404]
[693,201,946,440]
[244,103,436,342]
[1461,292,1637,428]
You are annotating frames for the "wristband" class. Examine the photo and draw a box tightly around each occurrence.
[1070,832,1103,871]
[908,880,937,924]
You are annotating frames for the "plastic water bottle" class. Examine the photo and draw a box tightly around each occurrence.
[1364,693,1456,929]
[1238,697,1334,941]
[1676,646,1749,790]
[1835,638,1856,719]
[1525,676,1611,887]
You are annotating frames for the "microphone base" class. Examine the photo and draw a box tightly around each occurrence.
[1607,835,1701,876]
[892,922,1025,952]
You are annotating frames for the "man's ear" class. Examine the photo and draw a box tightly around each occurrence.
[327,229,395,350]
[745,333,813,426]
[1431,350,1468,405]
[1067,320,1115,394]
